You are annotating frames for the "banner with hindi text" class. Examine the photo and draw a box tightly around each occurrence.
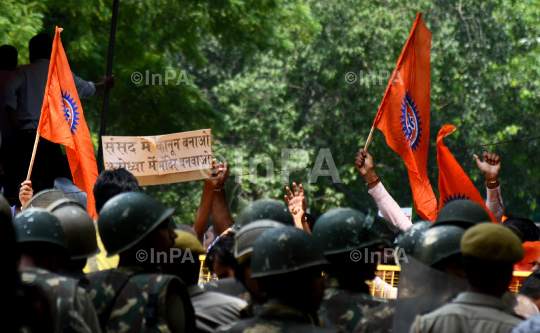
[102,129,212,185]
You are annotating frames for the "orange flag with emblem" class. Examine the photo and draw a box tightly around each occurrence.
[37,27,99,220]
[436,124,496,223]
[372,12,437,221]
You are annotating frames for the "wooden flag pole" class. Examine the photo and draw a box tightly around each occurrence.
[26,133,40,180]
[96,0,120,173]
[364,125,375,151]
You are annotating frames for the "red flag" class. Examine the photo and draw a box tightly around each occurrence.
[372,12,437,221]
[436,125,497,223]
[37,27,99,220]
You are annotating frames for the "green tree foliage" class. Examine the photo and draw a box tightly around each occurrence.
[1,0,539,223]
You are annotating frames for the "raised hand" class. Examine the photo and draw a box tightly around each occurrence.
[284,182,307,229]
[473,151,501,187]
[205,159,228,188]
[355,148,379,188]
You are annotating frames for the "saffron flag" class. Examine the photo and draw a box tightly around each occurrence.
[372,12,437,221]
[37,27,99,220]
[436,125,496,223]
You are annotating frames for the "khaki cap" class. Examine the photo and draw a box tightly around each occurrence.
[461,223,524,263]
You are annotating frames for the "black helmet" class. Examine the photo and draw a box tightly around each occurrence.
[434,200,492,229]
[312,208,389,256]
[370,213,402,244]
[12,208,68,249]
[235,199,294,230]
[414,225,465,267]
[48,198,99,259]
[397,221,432,257]
[251,226,328,278]
[97,192,174,256]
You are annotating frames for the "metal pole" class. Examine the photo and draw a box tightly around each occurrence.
[96,0,119,172]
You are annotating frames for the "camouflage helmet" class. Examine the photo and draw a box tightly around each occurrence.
[233,220,285,264]
[0,195,12,222]
[434,200,492,229]
[235,199,294,230]
[414,225,465,267]
[12,208,68,249]
[97,192,174,256]
[397,221,432,257]
[312,208,389,256]
[47,198,99,259]
[251,226,328,278]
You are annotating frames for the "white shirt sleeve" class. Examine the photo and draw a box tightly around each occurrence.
[486,186,503,224]
[72,72,96,99]
[368,182,413,232]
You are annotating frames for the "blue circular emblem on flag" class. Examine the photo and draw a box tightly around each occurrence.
[61,90,80,135]
[399,91,422,151]
[442,193,469,207]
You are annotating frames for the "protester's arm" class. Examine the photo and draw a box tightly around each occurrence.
[284,183,310,232]
[210,163,234,236]
[72,73,114,98]
[19,180,33,210]
[93,75,115,95]
[193,183,215,243]
[193,161,225,242]
[474,151,504,223]
[356,149,412,231]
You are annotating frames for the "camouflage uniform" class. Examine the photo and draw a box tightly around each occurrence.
[312,209,394,333]
[319,277,388,332]
[354,302,396,333]
[87,266,192,333]
[20,267,101,333]
[203,277,251,302]
[216,303,343,333]
[88,192,196,333]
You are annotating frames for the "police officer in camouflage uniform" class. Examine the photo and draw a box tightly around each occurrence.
[217,226,342,333]
[1,195,55,332]
[204,199,294,304]
[86,192,195,333]
[14,208,102,333]
[228,198,295,318]
[47,198,99,280]
[311,208,392,332]
[232,219,286,317]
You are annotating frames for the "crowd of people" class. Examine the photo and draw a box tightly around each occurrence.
[2,35,540,333]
